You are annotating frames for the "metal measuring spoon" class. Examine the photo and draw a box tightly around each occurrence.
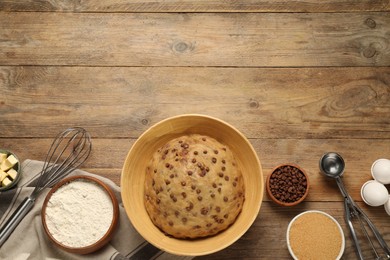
[319,152,390,260]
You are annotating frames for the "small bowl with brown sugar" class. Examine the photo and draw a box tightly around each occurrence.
[266,164,309,206]
[287,210,345,260]
[121,114,264,256]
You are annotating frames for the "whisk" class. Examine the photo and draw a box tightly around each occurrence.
[0,127,92,247]
[320,152,390,260]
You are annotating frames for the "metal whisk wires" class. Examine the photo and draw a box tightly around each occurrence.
[0,127,92,247]
[32,127,92,197]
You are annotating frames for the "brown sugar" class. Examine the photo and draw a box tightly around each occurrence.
[288,211,344,260]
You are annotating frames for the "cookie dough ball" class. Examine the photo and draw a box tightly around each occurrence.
[144,134,245,239]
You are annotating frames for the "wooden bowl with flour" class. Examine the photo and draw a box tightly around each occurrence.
[41,175,119,254]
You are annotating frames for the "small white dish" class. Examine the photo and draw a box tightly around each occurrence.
[287,210,345,260]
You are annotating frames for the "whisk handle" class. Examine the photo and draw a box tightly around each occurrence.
[0,197,35,247]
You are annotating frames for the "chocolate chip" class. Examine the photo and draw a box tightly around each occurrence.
[168,221,174,226]
[221,166,226,171]
[165,180,171,185]
[223,196,228,202]
[215,206,221,213]
[224,176,229,181]
[214,150,219,154]
[200,207,209,215]
[197,196,203,201]
[182,217,187,223]
[203,150,207,154]
[170,194,177,202]
[192,158,196,163]
[218,172,224,177]
[181,181,186,186]
[181,192,187,198]
[186,202,194,211]
[196,188,201,194]
[212,157,217,163]
[212,183,217,188]
[187,170,193,176]
[194,151,198,155]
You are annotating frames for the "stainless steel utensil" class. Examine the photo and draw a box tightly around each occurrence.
[0,127,92,247]
[320,152,390,260]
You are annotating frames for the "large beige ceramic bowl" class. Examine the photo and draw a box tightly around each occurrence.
[121,114,263,256]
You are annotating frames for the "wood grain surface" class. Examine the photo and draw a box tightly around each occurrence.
[1,13,389,66]
[1,0,390,12]
[1,1,389,259]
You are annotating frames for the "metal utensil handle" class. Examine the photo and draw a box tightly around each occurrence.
[0,197,35,247]
[354,205,390,257]
[344,198,365,260]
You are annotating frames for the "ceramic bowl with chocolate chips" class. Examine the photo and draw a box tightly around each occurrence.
[266,164,309,206]
[121,114,264,256]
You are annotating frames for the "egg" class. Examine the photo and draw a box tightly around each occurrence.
[371,159,390,184]
[385,196,390,216]
[361,180,389,207]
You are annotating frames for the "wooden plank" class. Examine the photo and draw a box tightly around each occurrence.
[1,66,390,139]
[0,0,389,12]
[1,138,389,202]
[195,201,390,259]
[0,13,389,67]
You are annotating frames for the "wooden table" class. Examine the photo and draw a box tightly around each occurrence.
[1,1,389,259]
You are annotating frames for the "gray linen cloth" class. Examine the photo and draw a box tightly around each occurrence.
[0,160,193,260]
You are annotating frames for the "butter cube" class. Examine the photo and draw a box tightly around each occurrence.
[1,159,13,171]
[1,155,18,171]
[0,153,6,163]
[2,177,12,187]
[6,154,18,166]
[7,168,18,180]
[0,171,7,182]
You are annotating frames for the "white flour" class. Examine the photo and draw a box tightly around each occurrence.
[45,179,114,247]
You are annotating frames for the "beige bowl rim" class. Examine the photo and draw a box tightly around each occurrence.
[121,113,264,256]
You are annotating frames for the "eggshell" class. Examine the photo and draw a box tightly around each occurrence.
[385,196,390,216]
[360,180,389,207]
[371,159,390,184]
